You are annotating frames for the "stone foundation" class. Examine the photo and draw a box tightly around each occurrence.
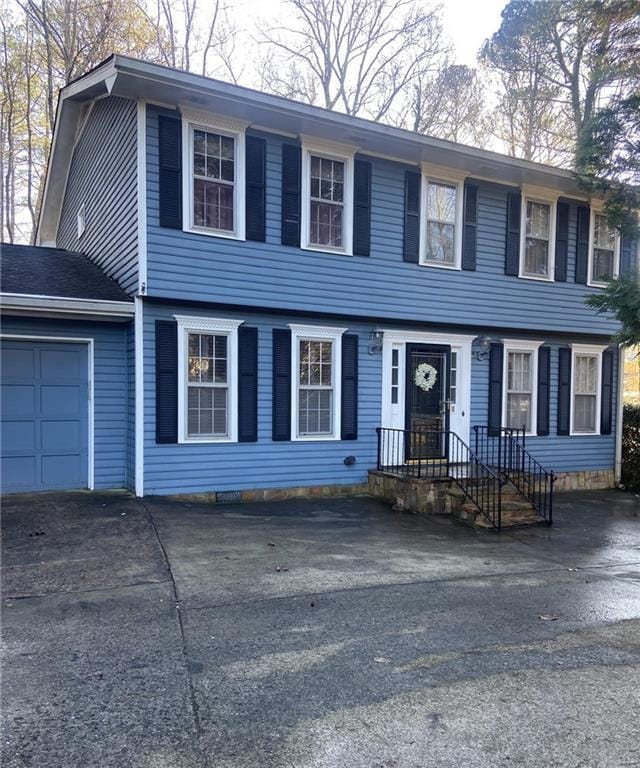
[166,482,369,505]
[552,469,616,492]
[367,470,447,515]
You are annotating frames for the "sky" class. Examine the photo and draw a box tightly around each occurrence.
[441,0,507,66]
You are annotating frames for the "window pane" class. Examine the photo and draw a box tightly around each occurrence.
[526,201,550,239]
[187,386,227,437]
[298,388,333,435]
[507,352,531,392]
[575,355,597,394]
[310,201,343,247]
[194,179,234,231]
[427,183,456,223]
[426,221,455,264]
[524,237,549,276]
[574,394,596,432]
[593,248,614,282]
[594,214,615,250]
[310,156,344,203]
[507,393,531,431]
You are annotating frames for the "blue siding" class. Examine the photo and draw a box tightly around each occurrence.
[58,97,139,294]
[146,105,620,336]
[143,302,616,496]
[470,344,617,473]
[1,317,131,489]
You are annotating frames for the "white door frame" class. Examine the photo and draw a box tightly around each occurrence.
[380,329,474,447]
[1,334,95,490]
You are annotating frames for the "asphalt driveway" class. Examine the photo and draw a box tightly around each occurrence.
[2,490,640,768]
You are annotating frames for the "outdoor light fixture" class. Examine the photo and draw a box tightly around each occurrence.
[368,329,384,355]
[473,335,493,361]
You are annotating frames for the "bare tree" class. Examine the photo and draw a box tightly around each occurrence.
[259,0,449,121]
[411,64,490,146]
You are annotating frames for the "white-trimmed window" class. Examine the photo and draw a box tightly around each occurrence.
[588,211,619,287]
[182,110,247,240]
[519,188,557,280]
[420,165,464,269]
[502,341,541,435]
[175,315,243,443]
[301,138,355,254]
[571,345,604,435]
[290,324,346,440]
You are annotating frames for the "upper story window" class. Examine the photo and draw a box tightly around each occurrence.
[289,324,346,440]
[310,156,344,248]
[182,110,247,240]
[589,211,619,287]
[502,341,541,435]
[519,189,557,280]
[301,138,355,255]
[175,315,243,443]
[571,345,604,435]
[419,166,464,269]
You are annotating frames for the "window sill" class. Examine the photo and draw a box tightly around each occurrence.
[418,260,461,271]
[179,436,237,444]
[184,225,245,241]
[301,242,353,257]
[292,434,340,442]
[517,273,554,283]
[569,431,599,437]
[587,280,614,289]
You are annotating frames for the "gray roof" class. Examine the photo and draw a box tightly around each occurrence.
[0,243,132,302]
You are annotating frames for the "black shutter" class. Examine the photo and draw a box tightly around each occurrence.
[272,328,292,441]
[281,143,301,246]
[155,320,178,443]
[158,114,182,230]
[555,200,569,282]
[353,160,371,256]
[245,135,266,242]
[620,234,636,276]
[505,192,521,276]
[461,182,478,271]
[557,347,572,436]
[403,169,421,263]
[575,205,590,284]
[341,334,358,440]
[600,348,614,435]
[488,343,504,436]
[537,346,551,436]
[238,326,258,442]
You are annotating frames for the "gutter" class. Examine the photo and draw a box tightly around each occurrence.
[1,293,135,319]
[615,344,626,485]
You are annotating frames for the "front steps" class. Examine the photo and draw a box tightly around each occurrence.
[369,470,547,530]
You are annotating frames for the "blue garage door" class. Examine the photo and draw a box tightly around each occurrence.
[1,340,89,493]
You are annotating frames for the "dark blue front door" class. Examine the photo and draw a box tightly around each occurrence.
[1,340,89,493]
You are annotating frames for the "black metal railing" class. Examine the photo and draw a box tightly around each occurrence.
[473,426,555,524]
[376,427,505,528]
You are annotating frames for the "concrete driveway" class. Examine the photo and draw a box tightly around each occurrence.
[2,490,640,768]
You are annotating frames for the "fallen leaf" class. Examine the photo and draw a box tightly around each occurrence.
[374,657,392,664]
[538,614,560,621]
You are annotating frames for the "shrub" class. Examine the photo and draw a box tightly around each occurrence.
[622,404,640,491]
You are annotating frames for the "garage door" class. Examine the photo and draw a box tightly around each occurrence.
[1,339,89,493]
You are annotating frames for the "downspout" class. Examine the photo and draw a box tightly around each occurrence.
[614,344,625,485]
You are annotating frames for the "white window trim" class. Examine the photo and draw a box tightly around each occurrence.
[587,205,620,288]
[570,343,606,436]
[419,164,465,270]
[289,323,347,441]
[175,314,243,444]
[519,186,558,282]
[181,109,248,241]
[300,137,356,256]
[501,340,543,436]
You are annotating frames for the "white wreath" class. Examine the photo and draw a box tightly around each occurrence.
[414,363,438,392]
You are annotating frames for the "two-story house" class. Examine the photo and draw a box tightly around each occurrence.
[1,55,636,507]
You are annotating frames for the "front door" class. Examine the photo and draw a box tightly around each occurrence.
[404,343,450,459]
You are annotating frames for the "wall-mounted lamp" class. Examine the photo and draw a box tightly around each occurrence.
[473,335,493,361]
[368,329,384,355]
